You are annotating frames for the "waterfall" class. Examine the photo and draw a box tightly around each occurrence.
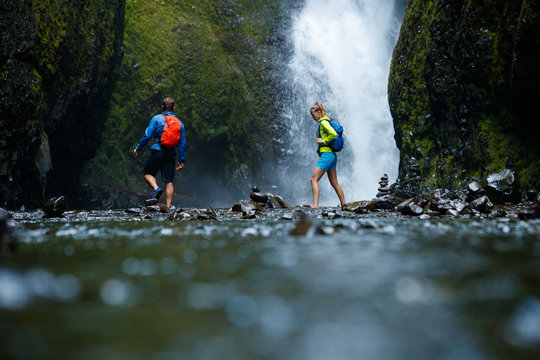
[277,0,403,206]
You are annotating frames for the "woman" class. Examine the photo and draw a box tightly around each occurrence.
[309,102,346,208]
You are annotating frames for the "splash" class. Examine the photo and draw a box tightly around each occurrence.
[277,0,403,205]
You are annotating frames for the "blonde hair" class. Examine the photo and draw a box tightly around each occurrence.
[315,102,327,116]
[310,102,327,121]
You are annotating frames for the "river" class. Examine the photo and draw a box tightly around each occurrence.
[1,209,540,359]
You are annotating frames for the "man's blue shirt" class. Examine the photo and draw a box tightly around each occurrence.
[135,111,187,163]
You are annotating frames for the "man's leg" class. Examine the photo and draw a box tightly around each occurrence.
[144,174,159,191]
[164,182,174,208]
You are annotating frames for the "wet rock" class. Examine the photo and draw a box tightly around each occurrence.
[526,189,538,202]
[199,208,218,220]
[517,202,540,220]
[471,195,494,214]
[251,185,260,192]
[452,200,467,213]
[466,181,486,202]
[491,208,507,218]
[268,196,282,209]
[314,225,338,235]
[342,201,374,214]
[396,198,415,212]
[43,196,65,217]
[322,211,340,220]
[1,208,18,254]
[427,209,441,217]
[274,195,289,209]
[170,208,218,221]
[446,209,460,217]
[281,209,308,221]
[485,169,521,204]
[242,211,257,219]
[169,210,192,221]
[145,198,158,206]
[145,205,161,212]
[232,200,263,213]
[468,181,482,193]
[400,202,423,216]
[250,192,268,203]
[126,207,144,215]
[290,220,314,236]
[372,195,399,210]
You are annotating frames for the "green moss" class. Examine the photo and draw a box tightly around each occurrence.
[389,0,540,192]
[84,0,286,198]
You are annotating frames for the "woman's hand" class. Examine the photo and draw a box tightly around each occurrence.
[316,138,324,144]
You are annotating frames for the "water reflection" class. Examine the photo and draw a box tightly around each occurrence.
[1,213,539,359]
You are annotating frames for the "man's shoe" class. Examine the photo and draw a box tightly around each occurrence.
[152,188,163,199]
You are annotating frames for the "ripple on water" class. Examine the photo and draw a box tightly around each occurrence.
[0,268,81,310]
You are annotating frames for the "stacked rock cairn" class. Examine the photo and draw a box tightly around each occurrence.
[376,174,391,198]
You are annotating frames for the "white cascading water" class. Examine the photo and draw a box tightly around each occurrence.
[277,0,403,206]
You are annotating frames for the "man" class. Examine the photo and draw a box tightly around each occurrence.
[133,97,186,209]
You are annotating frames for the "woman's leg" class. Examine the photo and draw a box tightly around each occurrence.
[327,169,346,207]
[310,167,326,208]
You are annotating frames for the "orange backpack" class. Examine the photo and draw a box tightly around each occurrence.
[160,114,181,148]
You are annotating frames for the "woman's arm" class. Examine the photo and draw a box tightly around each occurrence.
[319,120,337,144]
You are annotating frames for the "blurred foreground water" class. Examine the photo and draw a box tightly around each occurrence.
[1,209,540,360]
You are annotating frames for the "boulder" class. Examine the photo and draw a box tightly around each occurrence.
[372,195,399,210]
[232,200,263,213]
[250,192,268,203]
[43,196,65,217]
[470,195,494,214]
[485,169,521,204]
[267,196,282,209]
[400,202,423,216]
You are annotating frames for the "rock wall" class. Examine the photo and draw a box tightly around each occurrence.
[389,0,540,192]
[0,0,126,209]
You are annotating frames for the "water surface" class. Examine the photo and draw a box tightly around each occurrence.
[1,209,540,359]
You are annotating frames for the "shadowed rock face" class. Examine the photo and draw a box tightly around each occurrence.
[389,0,540,192]
[0,0,126,209]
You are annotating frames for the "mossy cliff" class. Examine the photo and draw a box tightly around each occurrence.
[389,0,540,192]
[0,0,125,209]
[83,0,294,207]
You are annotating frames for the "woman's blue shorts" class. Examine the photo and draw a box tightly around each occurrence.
[316,152,337,171]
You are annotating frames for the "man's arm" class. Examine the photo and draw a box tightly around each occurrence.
[133,117,158,155]
[177,122,187,164]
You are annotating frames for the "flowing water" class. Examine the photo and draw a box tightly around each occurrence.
[277,0,402,205]
[1,209,540,360]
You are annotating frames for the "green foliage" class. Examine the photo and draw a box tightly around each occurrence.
[85,0,286,199]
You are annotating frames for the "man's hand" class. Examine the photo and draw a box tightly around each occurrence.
[176,163,184,170]
[133,148,139,157]
[316,138,324,144]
